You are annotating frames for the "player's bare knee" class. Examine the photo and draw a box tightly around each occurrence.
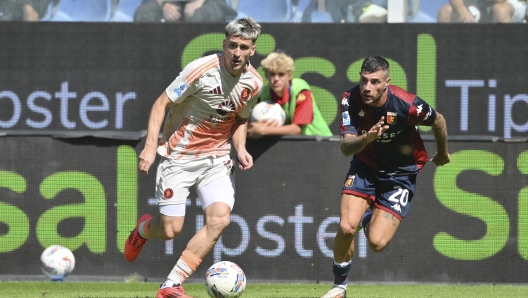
[339,222,360,237]
[216,215,231,231]
[207,214,231,236]
[368,237,390,252]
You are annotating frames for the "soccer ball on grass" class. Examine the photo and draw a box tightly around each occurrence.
[250,101,286,126]
[40,245,75,281]
[204,261,246,297]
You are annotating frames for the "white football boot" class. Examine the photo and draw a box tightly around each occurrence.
[321,286,346,298]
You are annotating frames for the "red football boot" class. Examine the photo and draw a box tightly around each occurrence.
[156,284,191,298]
[124,214,152,262]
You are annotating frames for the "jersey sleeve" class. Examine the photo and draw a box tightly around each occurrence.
[407,95,437,126]
[165,62,202,104]
[292,90,314,125]
[339,91,359,135]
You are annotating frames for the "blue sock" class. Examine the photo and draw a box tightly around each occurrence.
[360,208,372,228]
[332,260,351,288]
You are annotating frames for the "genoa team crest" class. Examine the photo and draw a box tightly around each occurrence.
[386,112,397,125]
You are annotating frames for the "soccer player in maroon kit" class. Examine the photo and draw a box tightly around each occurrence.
[322,56,450,298]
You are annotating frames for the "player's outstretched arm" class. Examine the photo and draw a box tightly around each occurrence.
[340,116,389,156]
[430,112,451,166]
[139,91,173,174]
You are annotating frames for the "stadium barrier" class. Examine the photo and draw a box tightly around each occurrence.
[1,136,527,283]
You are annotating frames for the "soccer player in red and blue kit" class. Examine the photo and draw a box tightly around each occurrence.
[322,56,451,298]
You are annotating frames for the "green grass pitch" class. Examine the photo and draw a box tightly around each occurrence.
[0,282,527,298]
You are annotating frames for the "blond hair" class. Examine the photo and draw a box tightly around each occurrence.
[260,52,294,75]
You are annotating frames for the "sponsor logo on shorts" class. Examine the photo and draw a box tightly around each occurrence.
[345,175,355,187]
[240,88,251,101]
[164,188,174,199]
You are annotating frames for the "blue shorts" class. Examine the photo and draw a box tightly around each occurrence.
[342,160,417,220]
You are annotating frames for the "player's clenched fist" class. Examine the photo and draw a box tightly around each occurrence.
[138,147,156,174]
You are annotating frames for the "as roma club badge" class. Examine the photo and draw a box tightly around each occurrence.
[240,88,250,101]
[164,188,174,199]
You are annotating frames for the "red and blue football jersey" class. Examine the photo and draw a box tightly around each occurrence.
[340,85,437,174]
